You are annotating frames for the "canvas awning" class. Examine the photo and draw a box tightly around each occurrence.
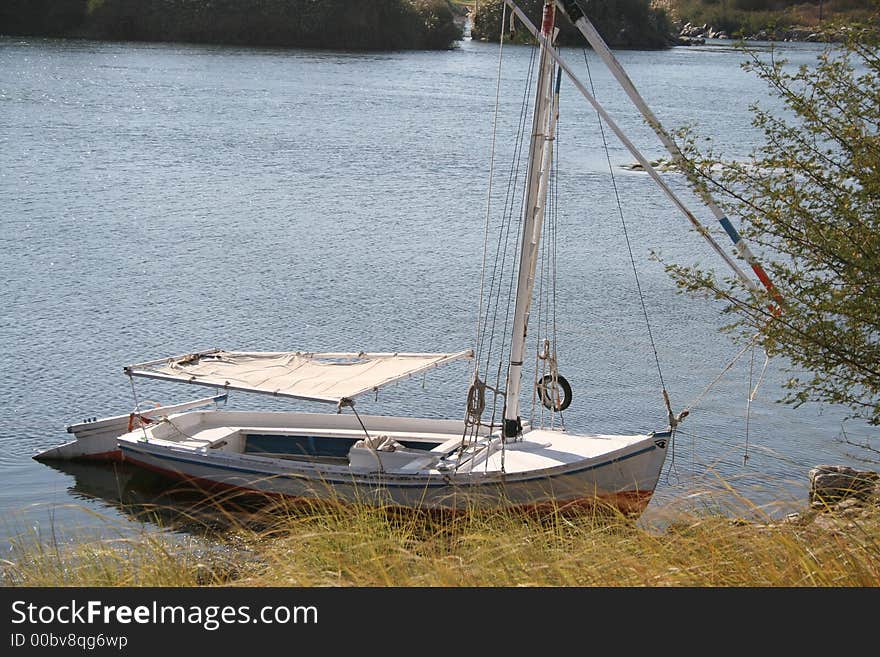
[124,349,473,406]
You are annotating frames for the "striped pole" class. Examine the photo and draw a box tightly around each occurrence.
[554,0,782,310]
[501,0,758,291]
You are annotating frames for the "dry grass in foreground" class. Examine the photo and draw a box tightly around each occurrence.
[3,492,879,587]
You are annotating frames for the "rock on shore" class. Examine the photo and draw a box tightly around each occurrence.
[673,20,831,45]
[809,464,880,505]
[780,465,880,535]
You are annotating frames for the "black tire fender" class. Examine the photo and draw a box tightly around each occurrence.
[536,374,572,412]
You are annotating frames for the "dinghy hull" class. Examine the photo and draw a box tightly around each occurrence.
[33,395,227,463]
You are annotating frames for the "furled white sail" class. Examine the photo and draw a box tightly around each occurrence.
[124,349,473,405]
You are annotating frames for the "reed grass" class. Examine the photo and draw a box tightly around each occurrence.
[3,485,878,587]
[2,528,239,587]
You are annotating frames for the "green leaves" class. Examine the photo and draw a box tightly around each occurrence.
[4,1,464,50]
[669,16,880,424]
[471,0,675,48]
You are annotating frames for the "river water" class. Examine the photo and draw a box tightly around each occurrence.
[0,32,873,547]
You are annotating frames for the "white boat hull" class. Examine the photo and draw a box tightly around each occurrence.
[114,410,670,515]
[38,420,129,462]
[119,440,666,514]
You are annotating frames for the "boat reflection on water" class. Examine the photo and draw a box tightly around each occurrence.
[41,459,292,538]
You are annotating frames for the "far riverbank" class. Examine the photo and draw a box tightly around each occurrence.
[0,0,464,51]
[659,0,877,44]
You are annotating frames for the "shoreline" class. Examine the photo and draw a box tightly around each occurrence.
[2,466,877,587]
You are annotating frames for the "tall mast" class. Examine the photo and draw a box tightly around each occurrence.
[503,1,557,440]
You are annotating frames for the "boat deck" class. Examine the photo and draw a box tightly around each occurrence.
[118,408,665,477]
[120,410,482,470]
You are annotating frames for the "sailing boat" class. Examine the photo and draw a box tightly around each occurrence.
[34,0,770,517]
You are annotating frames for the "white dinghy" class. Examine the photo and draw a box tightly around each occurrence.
[36,394,228,463]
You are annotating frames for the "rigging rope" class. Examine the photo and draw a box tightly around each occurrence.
[582,50,674,427]
[472,37,538,426]
[531,64,564,431]
[127,373,151,442]
[475,47,535,391]
[462,4,538,470]
[348,404,384,474]
[489,21,540,468]
[474,1,509,371]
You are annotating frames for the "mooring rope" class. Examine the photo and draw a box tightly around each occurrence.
[686,334,761,414]
[127,373,150,442]
[744,344,770,465]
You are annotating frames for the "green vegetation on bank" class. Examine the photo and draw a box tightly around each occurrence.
[667,18,880,426]
[471,0,676,48]
[665,0,879,38]
[0,0,463,50]
[3,492,879,586]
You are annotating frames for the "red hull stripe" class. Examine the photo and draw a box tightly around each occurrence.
[71,450,124,463]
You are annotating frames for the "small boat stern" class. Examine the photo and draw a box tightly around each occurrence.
[34,394,227,463]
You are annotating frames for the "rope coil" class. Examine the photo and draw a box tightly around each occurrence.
[466,378,487,422]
